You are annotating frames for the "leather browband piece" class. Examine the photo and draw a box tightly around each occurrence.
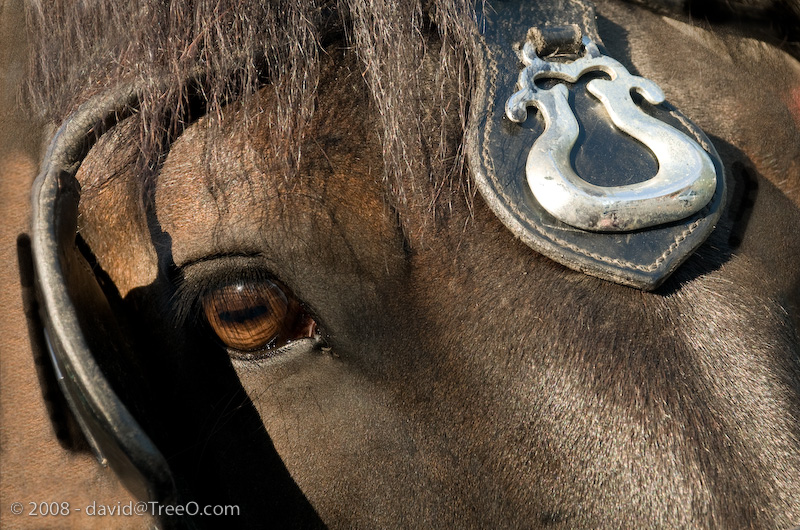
[468,0,727,290]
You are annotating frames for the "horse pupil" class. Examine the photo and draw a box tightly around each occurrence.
[218,305,270,324]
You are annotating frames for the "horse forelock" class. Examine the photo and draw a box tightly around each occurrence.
[25,0,480,218]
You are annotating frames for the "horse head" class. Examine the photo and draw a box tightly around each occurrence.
[22,0,800,527]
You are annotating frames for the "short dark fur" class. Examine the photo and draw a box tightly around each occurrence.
[630,0,800,56]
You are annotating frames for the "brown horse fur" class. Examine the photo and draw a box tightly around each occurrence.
[9,0,800,528]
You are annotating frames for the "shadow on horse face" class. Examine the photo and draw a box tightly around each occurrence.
[54,1,800,527]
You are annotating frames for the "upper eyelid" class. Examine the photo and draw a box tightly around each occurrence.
[177,251,264,272]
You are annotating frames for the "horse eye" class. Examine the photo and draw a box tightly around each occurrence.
[201,279,316,355]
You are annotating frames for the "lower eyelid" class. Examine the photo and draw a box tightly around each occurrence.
[228,334,325,364]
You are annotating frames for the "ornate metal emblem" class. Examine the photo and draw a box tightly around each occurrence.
[505,36,717,232]
[468,2,727,290]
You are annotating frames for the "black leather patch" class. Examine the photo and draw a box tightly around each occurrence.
[468,0,726,290]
